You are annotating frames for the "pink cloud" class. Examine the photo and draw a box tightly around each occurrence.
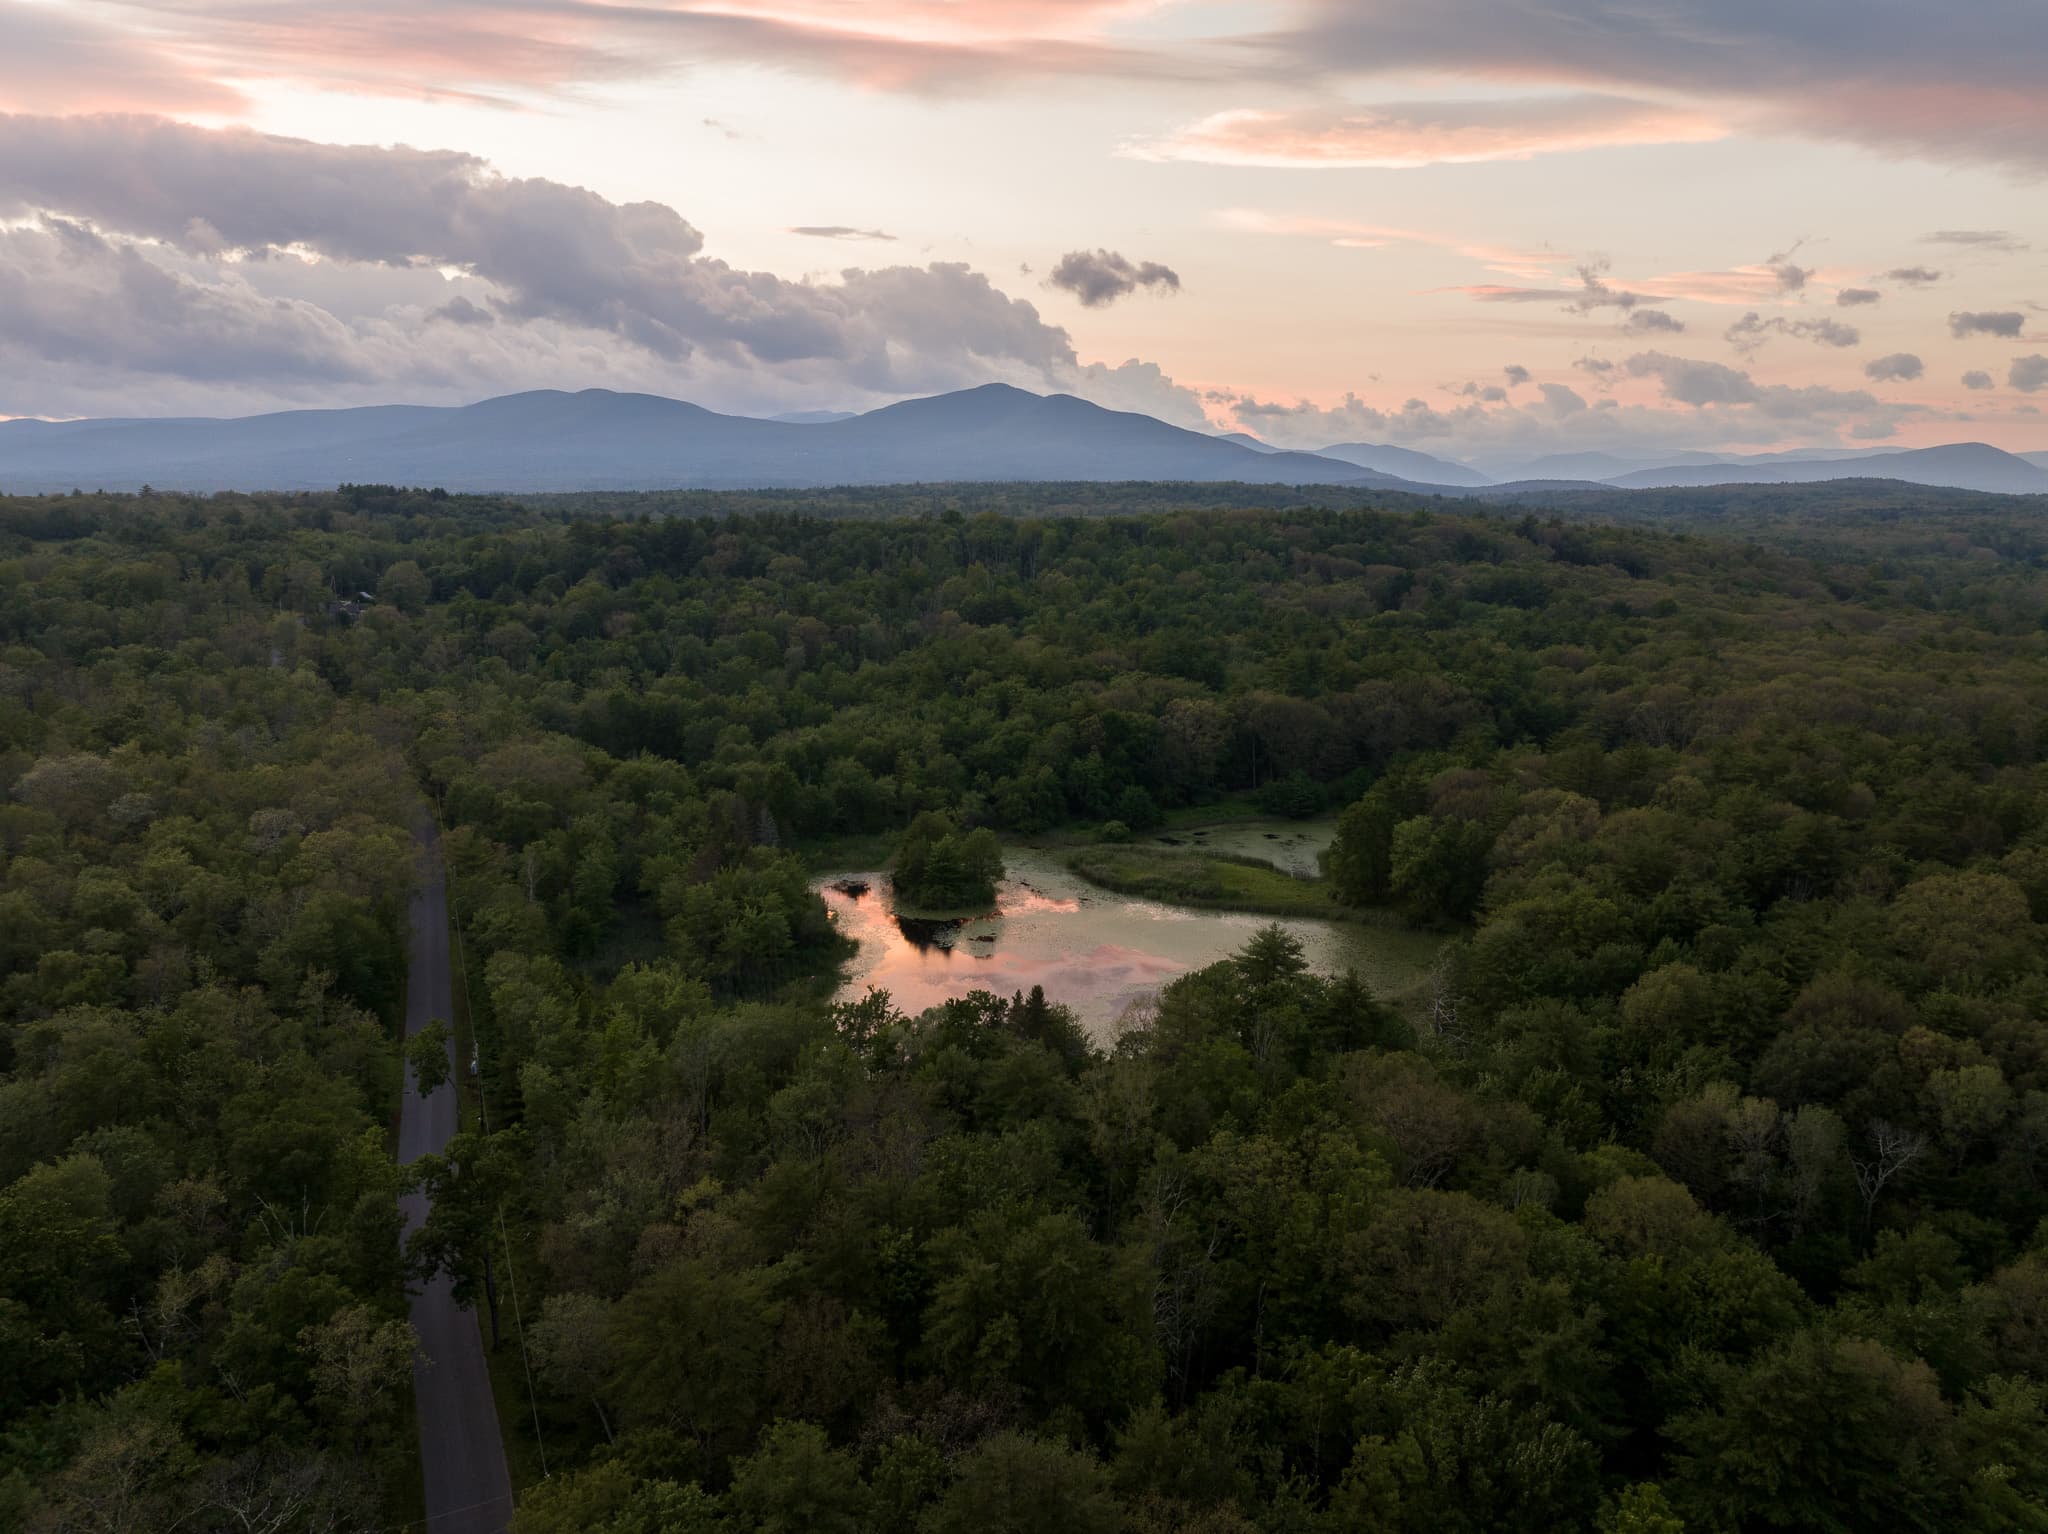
[1269,2,2048,173]
[1444,283,1579,302]
[1218,210,1567,282]
[0,2,246,116]
[1759,81,2048,175]
[1629,266,1811,307]
[1448,256,1852,313]
[14,0,2041,183]
[666,0,1150,44]
[1133,94,1727,169]
[20,0,1187,109]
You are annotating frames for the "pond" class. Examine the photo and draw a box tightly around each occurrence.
[815,834,1439,1042]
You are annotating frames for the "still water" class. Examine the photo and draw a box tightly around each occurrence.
[816,838,1436,1042]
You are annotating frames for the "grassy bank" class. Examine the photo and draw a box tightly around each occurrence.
[1065,844,1352,919]
[797,798,1307,873]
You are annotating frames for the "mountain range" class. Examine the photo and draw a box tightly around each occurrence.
[0,386,1406,494]
[1597,443,2048,496]
[2,384,2044,498]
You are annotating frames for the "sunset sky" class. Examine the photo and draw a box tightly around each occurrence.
[3,0,2046,466]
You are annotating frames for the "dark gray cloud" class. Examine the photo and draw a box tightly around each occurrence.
[1565,261,1644,314]
[1949,310,2027,338]
[1883,266,1945,285]
[2013,356,2048,393]
[428,296,495,326]
[1623,351,1883,420]
[1469,286,1577,304]
[1836,287,1881,307]
[1503,363,1531,386]
[1725,311,1861,353]
[1625,352,1757,406]
[1863,352,1923,381]
[1470,261,1674,335]
[790,226,896,241]
[1047,248,1182,307]
[1925,230,2030,251]
[1793,316,1860,347]
[1962,369,1995,390]
[1276,2,2048,172]
[1624,308,1685,334]
[1766,245,1814,293]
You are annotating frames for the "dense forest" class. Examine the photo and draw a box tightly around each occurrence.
[8,481,2048,1531]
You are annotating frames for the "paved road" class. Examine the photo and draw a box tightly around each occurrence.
[400,819,516,1534]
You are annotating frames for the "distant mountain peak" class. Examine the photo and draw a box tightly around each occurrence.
[1312,441,1494,487]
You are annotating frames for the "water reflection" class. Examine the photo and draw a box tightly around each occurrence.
[892,913,981,951]
[816,842,1434,1040]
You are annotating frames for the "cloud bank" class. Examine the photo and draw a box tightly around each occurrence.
[1218,344,1925,470]
[0,110,2012,466]
[1277,1,2048,173]
[0,112,1208,422]
[8,0,2048,181]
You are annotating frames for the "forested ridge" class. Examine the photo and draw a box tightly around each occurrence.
[8,483,2048,1531]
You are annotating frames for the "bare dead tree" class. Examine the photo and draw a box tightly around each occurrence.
[196,1449,376,1534]
[1424,948,1467,1051]
[1142,1168,1222,1407]
[1852,1120,1928,1238]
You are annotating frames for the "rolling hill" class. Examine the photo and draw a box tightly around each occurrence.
[1602,442,2048,496]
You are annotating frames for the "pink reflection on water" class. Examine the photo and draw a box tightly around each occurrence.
[1001,884,1082,915]
[819,874,1171,1024]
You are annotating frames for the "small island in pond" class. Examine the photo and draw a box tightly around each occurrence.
[890,811,1005,909]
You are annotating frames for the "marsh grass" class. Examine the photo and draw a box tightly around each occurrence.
[1066,844,1349,918]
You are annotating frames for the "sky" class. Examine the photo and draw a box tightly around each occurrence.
[2,0,2046,470]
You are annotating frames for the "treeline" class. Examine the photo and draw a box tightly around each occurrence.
[7,484,2048,1529]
